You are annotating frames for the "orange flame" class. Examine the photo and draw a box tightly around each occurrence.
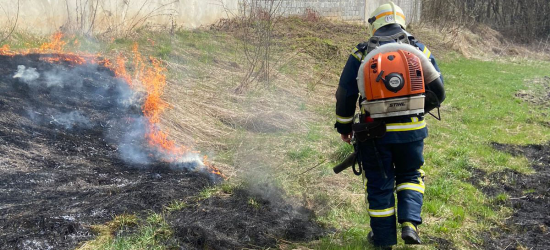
[1,33,104,67]
[0,44,15,56]
[39,32,67,51]
[115,55,132,86]
[0,32,226,179]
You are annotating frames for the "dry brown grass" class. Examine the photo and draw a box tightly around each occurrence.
[149,17,550,222]
[157,41,316,180]
[142,18,366,212]
[410,23,550,61]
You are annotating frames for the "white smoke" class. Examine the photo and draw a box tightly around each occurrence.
[43,66,84,88]
[117,117,151,165]
[51,111,92,130]
[13,65,40,83]
[44,72,66,88]
[170,153,205,171]
[12,61,207,172]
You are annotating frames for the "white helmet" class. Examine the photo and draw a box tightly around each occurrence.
[368,2,407,36]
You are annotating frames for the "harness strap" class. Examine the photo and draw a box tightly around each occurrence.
[366,31,412,54]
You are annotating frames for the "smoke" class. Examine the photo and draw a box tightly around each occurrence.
[13,65,39,83]
[44,70,72,88]
[233,139,285,204]
[10,60,205,172]
[51,111,91,130]
[117,116,151,165]
[171,153,205,171]
[23,109,94,132]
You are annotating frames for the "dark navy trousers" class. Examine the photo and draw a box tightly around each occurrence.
[360,139,425,246]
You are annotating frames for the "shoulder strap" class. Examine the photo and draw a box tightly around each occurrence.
[365,31,412,54]
[404,30,420,48]
[356,42,369,53]
[351,42,369,61]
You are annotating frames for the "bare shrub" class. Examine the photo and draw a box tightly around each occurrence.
[303,8,320,22]
[233,0,283,93]
[0,0,19,43]
[63,0,178,37]
[422,0,550,43]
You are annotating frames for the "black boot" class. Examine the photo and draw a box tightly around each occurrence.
[367,231,393,250]
[401,222,421,244]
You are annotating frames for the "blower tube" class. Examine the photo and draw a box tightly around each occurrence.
[333,151,358,174]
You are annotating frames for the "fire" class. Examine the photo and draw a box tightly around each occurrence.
[203,155,224,177]
[0,45,15,56]
[39,32,66,51]
[1,32,106,68]
[1,32,226,179]
[115,55,132,86]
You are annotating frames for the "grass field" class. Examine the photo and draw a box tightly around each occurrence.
[315,57,550,250]
[94,23,550,249]
[4,17,549,249]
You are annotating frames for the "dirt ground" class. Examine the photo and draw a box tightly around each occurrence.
[471,142,550,250]
[0,55,325,250]
[516,76,550,110]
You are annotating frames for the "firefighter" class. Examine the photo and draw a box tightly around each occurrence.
[334,2,445,249]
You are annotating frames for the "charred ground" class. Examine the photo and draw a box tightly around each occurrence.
[471,142,550,250]
[0,55,325,250]
[168,186,326,249]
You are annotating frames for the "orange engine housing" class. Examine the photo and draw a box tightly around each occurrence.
[363,50,425,101]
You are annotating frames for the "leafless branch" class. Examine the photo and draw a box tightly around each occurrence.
[126,0,178,36]
[62,0,177,37]
[234,0,283,93]
[86,0,100,35]
[0,0,19,44]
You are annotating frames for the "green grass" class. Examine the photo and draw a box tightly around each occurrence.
[198,186,219,200]
[7,19,549,250]
[164,200,188,212]
[287,145,316,161]
[83,212,175,250]
[313,57,550,249]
